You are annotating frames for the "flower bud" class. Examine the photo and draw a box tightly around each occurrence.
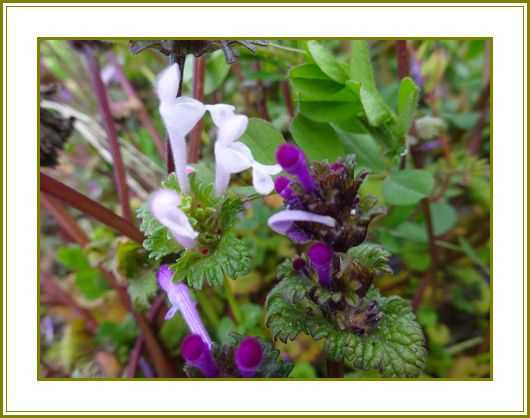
[181,334,219,377]
[307,242,334,287]
[276,144,315,192]
[234,337,263,378]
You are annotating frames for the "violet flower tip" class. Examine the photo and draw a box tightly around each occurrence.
[235,337,263,376]
[308,242,333,266]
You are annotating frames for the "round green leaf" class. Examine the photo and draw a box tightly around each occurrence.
[290,114,344,161]
[383,169,434,206]
[430,201,458,236]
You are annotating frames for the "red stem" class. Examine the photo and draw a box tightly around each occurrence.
[125,294,165,377]
[188,56,206,163]
[253,61,270,121]
[281,80,295,118]
[82,46,133,222]
[107,52,166,160]
[395,40,410,80]
[40,172,144,243]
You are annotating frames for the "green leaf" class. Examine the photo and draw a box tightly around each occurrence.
[127,272,158,312]
[57,245,90,271]
[397,77,420,136]
[266,280,426,377]
[137,202,180,260]
[383,169,434,206]
[299,100,361,123]
[349,40,377,90]
[430,201,457,236]
[290,114,344,161]
[346,81,394,127]
[307,41,348,83]
[290,64,351,101]
[346,243,392,276]
[74,268,109,300]
[240,118,284,165]
[204,50,230,95]
[335,129,385,171]
[172,233,252,289]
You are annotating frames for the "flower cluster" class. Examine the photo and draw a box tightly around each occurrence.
[147,63,280,258]
[269,143,385,296]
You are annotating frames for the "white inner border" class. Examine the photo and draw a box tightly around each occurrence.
[3,2,527,415]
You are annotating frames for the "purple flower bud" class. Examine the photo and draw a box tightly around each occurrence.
[274,175,294,200]
[276,144,315,192]
[330,162,345,172]
[181,334,219,378]
[307,242,334,287]
[292,257,306,271]
[234,337,263,378]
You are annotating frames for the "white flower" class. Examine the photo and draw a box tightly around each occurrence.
[148,189,198,249]
[156,64,206,194]
[206,104,281,196]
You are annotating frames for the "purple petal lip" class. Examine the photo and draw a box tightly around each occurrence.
[181,334,207,362]
[235,337,263,377]
[181,334,219,377]
[308,242,333,266]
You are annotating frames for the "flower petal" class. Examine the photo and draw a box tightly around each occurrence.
[205,104,236,125]
[156,63,181,104]
[216,142,253,174]
[268,210,336,235]
[149,189,198,249]
[252,162,282,195]
[214,161,231,197]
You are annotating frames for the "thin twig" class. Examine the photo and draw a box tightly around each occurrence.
[188,56,206,163]
[40,172,144,243]
[281,80,295,118]
[82,46,133,222]
[107,51,166,160]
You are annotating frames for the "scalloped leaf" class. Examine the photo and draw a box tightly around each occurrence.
[346,243,393,276]
[172,233,252,289]
[266,278,426,377]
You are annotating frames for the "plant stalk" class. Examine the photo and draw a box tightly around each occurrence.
[188,56,206,163]
[82,46,133,222]
[40,172,144,243]
[224,277,242,325]
[107,52,166,160]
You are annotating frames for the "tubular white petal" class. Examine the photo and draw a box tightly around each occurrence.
[215,142,253,174]
[205,104,236,126]
[214,163,231,197]
[252,162,282,195]
[149,189,198,249]
[156,63,181,104]
[217,114,249,145]
[268,210,336,235]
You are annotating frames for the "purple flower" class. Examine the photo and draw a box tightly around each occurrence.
[276,143,315,192]
[157,265,212,347]
[234,337,263,377]
[268,210,336,244]
[307,242,334,287]
[181,334,219,377]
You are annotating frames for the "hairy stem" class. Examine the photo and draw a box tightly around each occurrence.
[82,46,133,222]
[40,172,144,243]
[107,51,166,160]
[188,56,206,163]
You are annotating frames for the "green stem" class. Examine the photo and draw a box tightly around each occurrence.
[224,277,242,325]
[196,291,220,329]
